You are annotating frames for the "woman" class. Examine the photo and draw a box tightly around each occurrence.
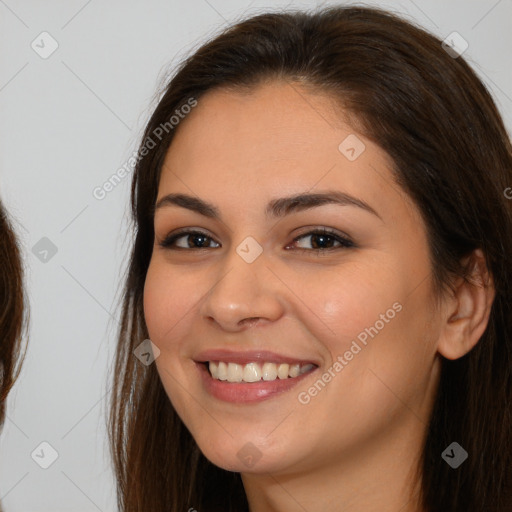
[109,6,512,511]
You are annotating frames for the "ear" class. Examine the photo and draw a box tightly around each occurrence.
[437,249,496,360]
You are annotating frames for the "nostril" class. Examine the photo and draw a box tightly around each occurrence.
[239,317,261,328]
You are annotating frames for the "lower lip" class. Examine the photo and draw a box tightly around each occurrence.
[196,362,318,403]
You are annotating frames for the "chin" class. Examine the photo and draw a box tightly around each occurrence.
[196,434,293,474]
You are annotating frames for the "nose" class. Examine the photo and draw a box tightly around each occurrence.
[199,245,285,332]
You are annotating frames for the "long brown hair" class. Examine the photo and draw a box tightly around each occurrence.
[0,201,27,427]
[109,6,512,511]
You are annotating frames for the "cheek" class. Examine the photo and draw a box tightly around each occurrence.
[143,260,194,345]
[316,259,435,391]
[143,261,198,407]
[143,263,167,341]
[314,263,398,346]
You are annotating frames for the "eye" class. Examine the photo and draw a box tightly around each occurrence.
[159,227,354,253]
[287,228,354,252]
[159,229,219,250]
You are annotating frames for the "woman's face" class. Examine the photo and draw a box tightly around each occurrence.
[144,81,442,476]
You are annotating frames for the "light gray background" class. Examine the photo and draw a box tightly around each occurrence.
[0,0,510,510]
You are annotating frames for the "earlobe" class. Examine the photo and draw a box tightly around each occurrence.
[437,249,495,360]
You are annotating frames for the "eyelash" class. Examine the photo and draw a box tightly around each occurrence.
[158,227,355,253]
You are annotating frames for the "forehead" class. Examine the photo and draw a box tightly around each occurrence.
[164,81,357,171]
[158,81,418,224]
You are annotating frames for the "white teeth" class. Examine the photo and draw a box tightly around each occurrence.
[217,361,228,381]
[210,361,219,379]
[277,363,289,379]
[243,362,261,382]
[262,362,277,381]
[227,362,243,382]
[207,361,315,383]
[289,364,300,378]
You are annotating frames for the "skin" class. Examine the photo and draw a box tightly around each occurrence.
[143,81,495,512]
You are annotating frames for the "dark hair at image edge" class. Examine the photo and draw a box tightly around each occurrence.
[0,201,27,511]
[109,5,512,511]
[0,202,26,418]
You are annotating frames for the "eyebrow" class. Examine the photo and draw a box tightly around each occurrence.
[154,191,382,221]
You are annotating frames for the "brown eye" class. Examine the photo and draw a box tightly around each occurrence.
[160,230,219,249]
[289,228,354,251]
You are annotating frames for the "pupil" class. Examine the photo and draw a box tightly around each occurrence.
[192,234,208,247]
[313,234,331,249]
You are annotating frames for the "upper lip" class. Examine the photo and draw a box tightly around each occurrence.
[194,349,320,367]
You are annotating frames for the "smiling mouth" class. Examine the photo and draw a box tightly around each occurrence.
[203,361,317,383]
